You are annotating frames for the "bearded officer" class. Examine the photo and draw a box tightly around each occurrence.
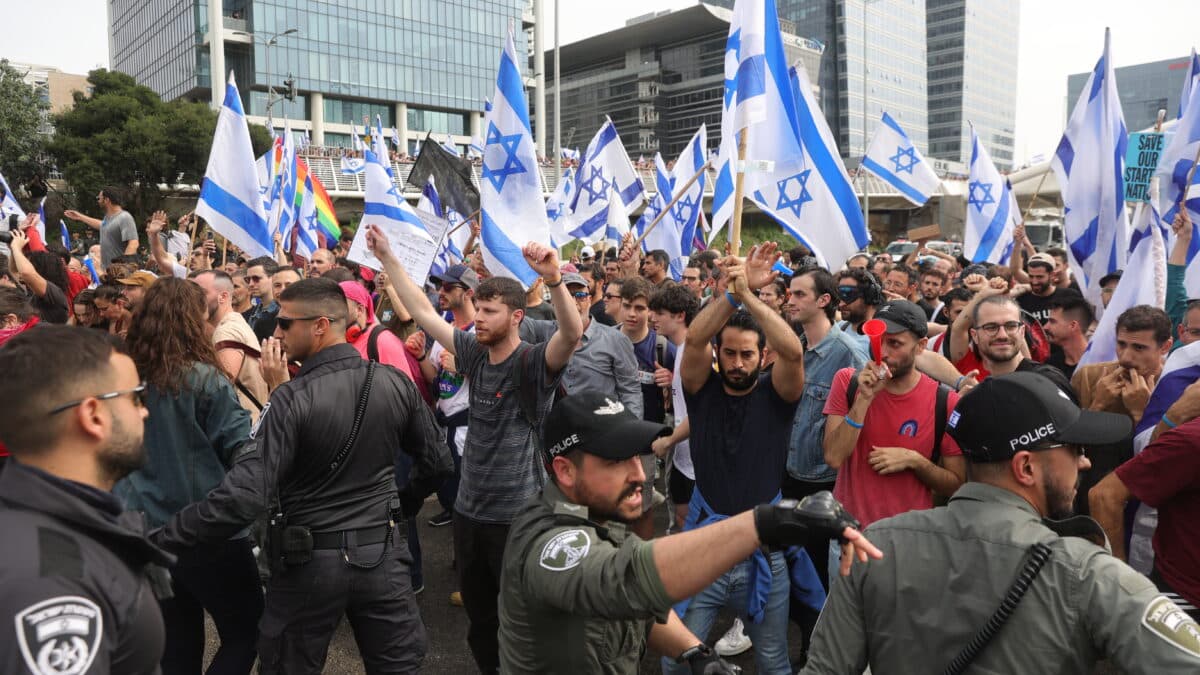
[498,391,881,674]
[0,326,173,675]
[802,372,1200,674]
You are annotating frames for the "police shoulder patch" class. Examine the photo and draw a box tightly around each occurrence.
[15,595,103,675]
[249,402,271,439]
[538,529,592,571]
[1141,595,1200,658]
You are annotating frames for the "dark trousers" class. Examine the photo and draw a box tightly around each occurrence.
[781,474,837,657]
[159,537,263,675]
[436,450,463,514]
[453,513,511,674]
[257,526,426,674]
[395,452,423,587]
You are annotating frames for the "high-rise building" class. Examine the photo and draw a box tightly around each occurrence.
[107,0,530,152]
[926,0,1019,170]
[1067,55,1193,135]
[5,61,92,135]
[543,3,822,160]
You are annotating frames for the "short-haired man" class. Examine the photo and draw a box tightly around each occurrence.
[681,262,709,301]
[882,266,918,304]
[307,248,336,278]
[230,269,253,314]
[64,186,139,267]
[193,270,269,421]
[1017,252,1070,323]
[642,249,672,287]
[1043,292,1094,380]
[967,294,1073,392]
[243,256,280,341]
[271,265,302,298]
[803,372,1200,674]
[579,261,615,326]
[117,270,157,312]
[603,278,624,325]
[846,253,870,270]
[0,326,174,673]
[1175,300,1200,348]
[365,224,582,673]
[833,268,882,337]
[918,269,947,321]
[1099,271,1122,308]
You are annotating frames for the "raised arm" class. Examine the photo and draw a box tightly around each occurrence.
[365,223,455,352]
[8,229,48,297]
[522,242,583,375]
[63,209,102,230]
[738,243,804,401]
[145,211,178,274]
[1009,223,1031,284]
[682,261,737,394]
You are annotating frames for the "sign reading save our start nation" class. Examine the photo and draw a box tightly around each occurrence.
[1124,132,1164,203]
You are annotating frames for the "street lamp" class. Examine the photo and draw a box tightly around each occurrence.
[263,27,299,130]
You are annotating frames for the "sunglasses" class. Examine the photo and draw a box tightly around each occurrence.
[570,290,591,300]
[837,286,862,301]
[246,275,265,282]
[440,283,467,292]
[276,315,325,330]
[48,382,147,415]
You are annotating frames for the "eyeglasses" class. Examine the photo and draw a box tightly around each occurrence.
[570,290,591,300]
[440,283,466,293]
[1182,327,1200,338]
[275,315,325,330]
[48,382,146,415]
[977,321,1023,336]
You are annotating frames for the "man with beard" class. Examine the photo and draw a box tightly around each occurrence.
[499,392,881,674]
[803,372,1200,674]
[833,268,882,338]
[116,270,156,313]
[364,224,582,674]
[1016,253,1070,324]
[243,256,280,341]
[664,244,808,675]
[0,326,175,674]
[307,248,336,278]
[193,270,270,421]
[967,295,1073,394]
[823,300,966,536]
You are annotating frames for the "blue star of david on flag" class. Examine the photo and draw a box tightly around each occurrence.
[580,165,612,206]
[890,146,918,174]
[481,122,526,192]
[968,181,995,213]
[672,193,697,225]
[776,170,813,218]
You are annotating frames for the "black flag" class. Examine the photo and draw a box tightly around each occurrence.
[407,132,480,218]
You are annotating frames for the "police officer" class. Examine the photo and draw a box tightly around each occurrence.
[0,325,174,674]
[153,278,453,674]
[499,391,881,674]
[803,371,1200,674]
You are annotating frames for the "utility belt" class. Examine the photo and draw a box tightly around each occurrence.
[266,499,401,574]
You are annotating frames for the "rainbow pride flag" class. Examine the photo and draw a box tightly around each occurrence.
[291,157,339,245]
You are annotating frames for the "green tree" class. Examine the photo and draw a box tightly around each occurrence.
[0,59,50,202]
[48,69,271,222]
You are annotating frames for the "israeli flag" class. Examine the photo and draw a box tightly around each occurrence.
[195,72,273,258]
[340,157,366,175]
[478,30,551,287]
[468,136,485,159]
[270,123,298,241]
[569,117,645,243]
[604,183,632,248]
[36,197,46,241]
[440,135,461,156]
[635,154,670,252]
[1078,202,1167,368]
[351,122,367,152]
[546,166,577,249]
[1159,60,1200,298]
[642,126,707,280]
[0,169,25,222]
[561,147,580,162]
[418,177,454,278]
[60,220,70,248]
[964,126,1016,264]
[373,115,393,177]
[294,170,320,258]
[391,127,403,148]
[861,112,941,206]
[1178,48,1200,120]
[1051,29,1129,308]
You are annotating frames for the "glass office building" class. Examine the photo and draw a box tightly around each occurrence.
[543,4,822,160]
[109,0,529,151]
[1067,55,1194,136]
[926,0,1018,170]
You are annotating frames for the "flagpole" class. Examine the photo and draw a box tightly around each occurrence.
[1021,169,1049,224]
[633,160,712,249]
[1182,143,1200,210]
[730,132,748,255]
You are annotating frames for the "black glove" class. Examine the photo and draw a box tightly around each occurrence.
[753,491,861,549]
[678,645,740,674]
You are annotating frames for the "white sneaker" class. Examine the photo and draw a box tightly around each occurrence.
[714,618,753,656]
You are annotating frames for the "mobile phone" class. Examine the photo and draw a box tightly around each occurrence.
[7,214,17,230]
[205,229,215,241]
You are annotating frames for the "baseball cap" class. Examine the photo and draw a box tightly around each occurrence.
[431,264,479,291]
[874,300,928,338]
[339,280,375,323]
[542,391,670,462]
[117,271,158,288]
[561,272,588,288]
[580,245,596,260]
[947,371,1131,463]
[1028,252,1057,269]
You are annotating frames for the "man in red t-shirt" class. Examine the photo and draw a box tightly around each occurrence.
[1091,407,1200,619]
[824,300,966,531]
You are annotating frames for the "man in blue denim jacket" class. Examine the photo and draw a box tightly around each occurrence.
[783,268,867,595]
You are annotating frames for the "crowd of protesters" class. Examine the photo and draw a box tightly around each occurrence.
[1,181,1198,674]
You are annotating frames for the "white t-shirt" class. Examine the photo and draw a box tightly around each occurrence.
[429,324,474,455]
[671,341,693,479]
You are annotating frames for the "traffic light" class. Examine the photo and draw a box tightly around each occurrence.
[284,75,297,102]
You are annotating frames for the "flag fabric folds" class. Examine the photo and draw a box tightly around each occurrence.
[568,117,645,243]
[408,131,481,219]
[546,166,577,250]
[195,72,273,259]
[1178,48,1200,120]
[36,197,46,240]
[604,183,630,248]
[640,126,707,280]
[1051,29,1129,308]
[0,169,26,223]
[60,220,70,248]
[964,126,1016,265]
[357,148,433,246]
[293,171,320,258]
[1159,58,1200,298]
[478,30,551,287]
[861,112,941,206]
[635,154,670,253]
[340,157,366,175]
[1077,201,1168,368]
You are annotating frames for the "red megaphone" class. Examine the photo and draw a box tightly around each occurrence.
[862,319,886,365]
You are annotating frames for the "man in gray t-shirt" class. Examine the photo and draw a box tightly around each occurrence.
[63,187,139,267]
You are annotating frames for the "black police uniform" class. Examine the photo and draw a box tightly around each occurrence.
[155,343,453,674]
[1,460,174,675]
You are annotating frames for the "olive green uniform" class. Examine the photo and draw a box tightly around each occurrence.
[498,482,676,674]
[803,482,1200,674]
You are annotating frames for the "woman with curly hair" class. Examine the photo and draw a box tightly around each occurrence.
[115,276,263,675]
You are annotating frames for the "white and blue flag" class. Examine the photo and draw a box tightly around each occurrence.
[964,126,1016,265]
[1051,29,1129,308]
[1158,58,1200,298]
[36,197,46,241]
[862,112,941,206]
[372,115,392,177]
[195,72,273,258]
[1178,48,1200,120]
[391,127,403,148]
[468,136,485,159]
[1078,201,1167,368]
[293,172,320,258]
[60,220,70,248]
[478,30,551,287]
[604,182,631,248]
[340,157,366,175]
[269,122,298,242]
[351,122,367,152]
[561,147,580,162]
[546,166,577,249]
[418,177,467,278]
[635,154,670,252]
[642,125,707,280]
[569,117,645,243]
[0,168,25,223]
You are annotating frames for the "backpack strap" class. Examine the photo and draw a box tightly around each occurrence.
[932,383,951,466]
[215,339,261,360]
[845,370,860,408]
[366,325,386,363]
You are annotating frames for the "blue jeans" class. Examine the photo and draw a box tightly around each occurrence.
[661,551,792,675]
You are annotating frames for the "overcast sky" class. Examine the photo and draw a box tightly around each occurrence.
[6,0,1200,165]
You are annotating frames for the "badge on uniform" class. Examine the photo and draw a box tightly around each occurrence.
[15,596,103,675]
[539,529,592,571]
[249,402,271,439]
[1142,595,1200,658]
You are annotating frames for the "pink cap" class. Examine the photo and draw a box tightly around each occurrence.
[339,280,375,323]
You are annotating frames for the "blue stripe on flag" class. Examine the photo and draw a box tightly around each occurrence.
[481,210,538,287]
[497,51,532,133]
[1088,56,1105,102]
[879,112,906,137]
[973,186,1012,263]
[736,55,767,103]
[763,2,800,138]
[363,201,429,232]
[1070,216,1101,268]
[224,83,245,115]
[861,157,928,205]
[1055,136,1075,176]
[586,123,619,164]
[793,91,869,247]
[618,180,643,207]
[569,210,607,239]
[200,180,273,252]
